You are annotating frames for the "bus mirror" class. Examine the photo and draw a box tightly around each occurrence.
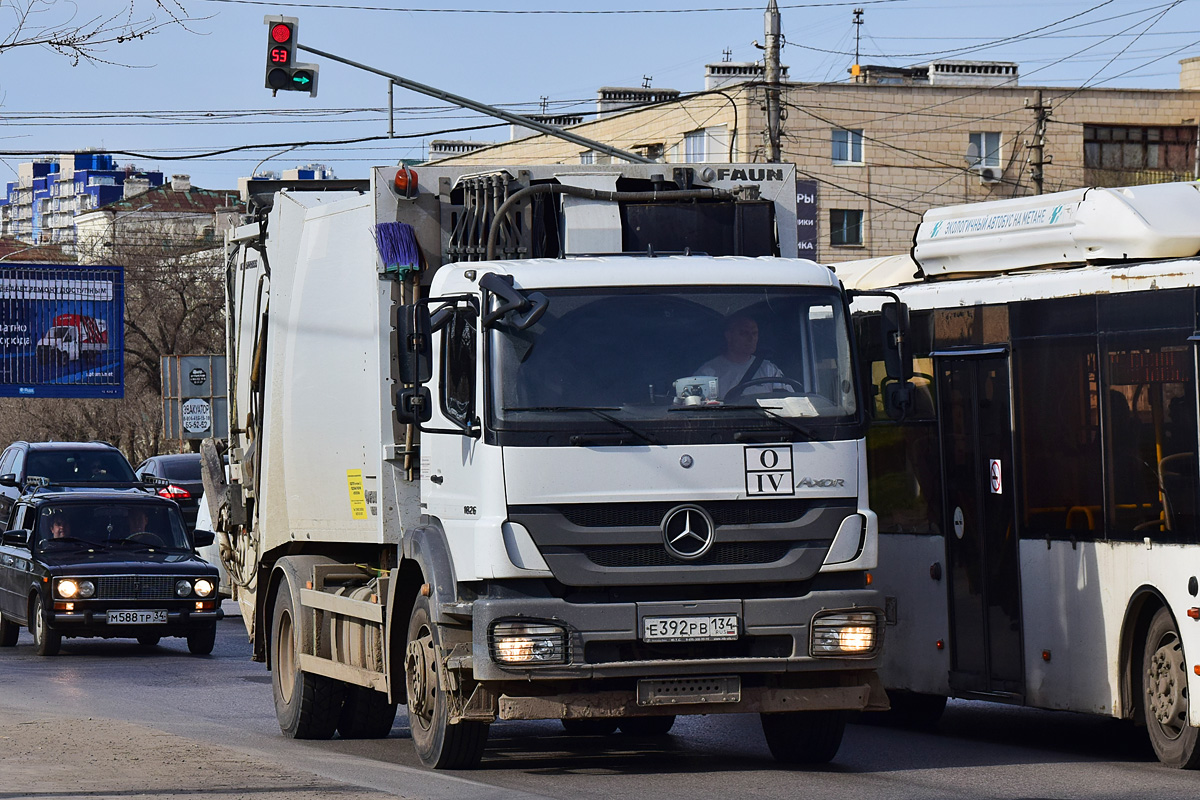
[398,304,432,385]
[880,301,913,382]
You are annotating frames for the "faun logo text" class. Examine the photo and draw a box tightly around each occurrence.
[700,167,786,183]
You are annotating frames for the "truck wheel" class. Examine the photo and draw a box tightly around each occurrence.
[760,710,846,764]
[1142,607,1200,768]
[338,686,398,739]
[0,610,19,647]
[619,715,676,736]
[561,719,618,736]
[271,576,345,739]
[187,624,217,655]
[32,596,61,657]
[404,593,488,768]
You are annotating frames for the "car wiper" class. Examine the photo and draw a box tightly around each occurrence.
[672,403,818,441]
[40,536,107,552]
[504,406,660,446]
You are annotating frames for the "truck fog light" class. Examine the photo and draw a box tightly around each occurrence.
[56,579,79,599]
[78,580,95,598]
[193,579,215,598]
[810,610,880,657]
[489,621,567,665]
[175,579,193,597]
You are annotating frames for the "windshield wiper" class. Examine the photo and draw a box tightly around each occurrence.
[40,536,107,552]
[504,406,660,446]
[672,403,818,441]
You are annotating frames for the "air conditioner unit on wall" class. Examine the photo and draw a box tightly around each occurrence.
[978,166,1003,185]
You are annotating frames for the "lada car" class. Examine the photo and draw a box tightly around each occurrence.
[0,489,221,656]
[0,441,140,528]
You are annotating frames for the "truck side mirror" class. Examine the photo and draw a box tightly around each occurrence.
[880,301,914,420]
[0,473,18,488]
[396,386,433,424]
[398,304,432,385]
[1,528,30,547]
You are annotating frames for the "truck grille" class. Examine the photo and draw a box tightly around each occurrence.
[97,576,175,600]
[583,542,790,568]
[559,499,812,528]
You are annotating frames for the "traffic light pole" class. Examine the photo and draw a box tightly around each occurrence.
[297,43,653,165]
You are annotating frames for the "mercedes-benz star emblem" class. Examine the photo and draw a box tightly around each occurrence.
[660,504,715,560]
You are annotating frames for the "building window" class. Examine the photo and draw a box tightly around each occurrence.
[684,130,706,163]
[580,151,595,164]
[832,129,863,164]
[1084,125,1197,182]
[969,132,1001,167]
[830,209,864,246]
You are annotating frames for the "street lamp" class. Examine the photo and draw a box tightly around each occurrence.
[0,243,54,263]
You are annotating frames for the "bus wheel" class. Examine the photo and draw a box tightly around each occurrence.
[561,719,618,736]
[1143,607,1200,768]
[404,594,488,768]
[761,710,845,764]
[271,576,344,739]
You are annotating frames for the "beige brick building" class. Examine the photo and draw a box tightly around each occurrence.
[428,59,1200,264]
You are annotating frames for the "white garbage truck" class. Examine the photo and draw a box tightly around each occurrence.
[205,162,906,769]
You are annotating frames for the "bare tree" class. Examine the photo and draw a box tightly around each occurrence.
[0,1,196,66]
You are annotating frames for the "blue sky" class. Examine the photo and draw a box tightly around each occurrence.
[1,0,1197,189]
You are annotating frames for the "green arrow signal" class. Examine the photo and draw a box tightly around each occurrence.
[292,72,311,86]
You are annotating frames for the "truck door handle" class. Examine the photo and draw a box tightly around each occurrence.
[430,475,444,484]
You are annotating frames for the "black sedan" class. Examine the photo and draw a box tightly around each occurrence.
[0,489,221,655]
[135,453,204,530]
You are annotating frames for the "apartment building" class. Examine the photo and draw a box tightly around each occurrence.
[427,58,1200,264]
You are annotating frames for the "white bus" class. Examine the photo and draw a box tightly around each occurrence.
[845,181,1200,768]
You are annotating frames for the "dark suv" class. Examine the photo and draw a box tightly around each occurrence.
[0,490,220,655]
[0,441,139,528]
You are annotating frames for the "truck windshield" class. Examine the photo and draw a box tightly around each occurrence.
[489,286,859,443]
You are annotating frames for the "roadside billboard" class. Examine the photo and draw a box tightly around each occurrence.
[161,355,228,442]
[0,264,124,398]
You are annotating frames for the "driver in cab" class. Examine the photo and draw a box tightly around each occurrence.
[696,313,785,401]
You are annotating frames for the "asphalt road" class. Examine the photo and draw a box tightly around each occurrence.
[0,603,1197,800]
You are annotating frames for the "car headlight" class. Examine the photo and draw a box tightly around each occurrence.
[78,580,95,598]
[489,621,568,665]
[175,579,193,597]
[56,579,79,599]
[193,579,214,598]
[810,610,881,657]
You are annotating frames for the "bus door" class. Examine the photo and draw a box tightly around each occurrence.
[937,351,1024,698]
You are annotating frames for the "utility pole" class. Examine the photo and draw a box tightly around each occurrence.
[1026,90,1053,194]
[853,8,864,69]
[764,0,782,162]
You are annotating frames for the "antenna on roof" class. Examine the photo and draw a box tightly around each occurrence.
[642,75,653,89]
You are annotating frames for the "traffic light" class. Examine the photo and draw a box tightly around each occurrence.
[264,15,318,97]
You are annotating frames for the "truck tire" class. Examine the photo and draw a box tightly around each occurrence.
[338,686,398,739]
[619,715,676,736]
[404,593,488,768]
[33,596,61,657]
[760,710,846,765]
[187,624,217,655]
[0,610,19,647]
[1142,607,1200,768]
[271,576,345,739]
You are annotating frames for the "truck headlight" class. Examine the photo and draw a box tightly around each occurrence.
[489,621,567,665]
[810,610,880,657]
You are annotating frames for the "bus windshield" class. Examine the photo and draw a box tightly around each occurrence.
[489,286,858,441]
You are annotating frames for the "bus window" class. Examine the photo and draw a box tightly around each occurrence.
[1103,339,1198,542]
[1015,339,1104,540]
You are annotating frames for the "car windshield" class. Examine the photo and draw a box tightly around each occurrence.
[490,286,858,438]
[25,451,137,483]
[36,503,190,551]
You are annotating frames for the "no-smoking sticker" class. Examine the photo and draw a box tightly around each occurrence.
[989,459,1002,494]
